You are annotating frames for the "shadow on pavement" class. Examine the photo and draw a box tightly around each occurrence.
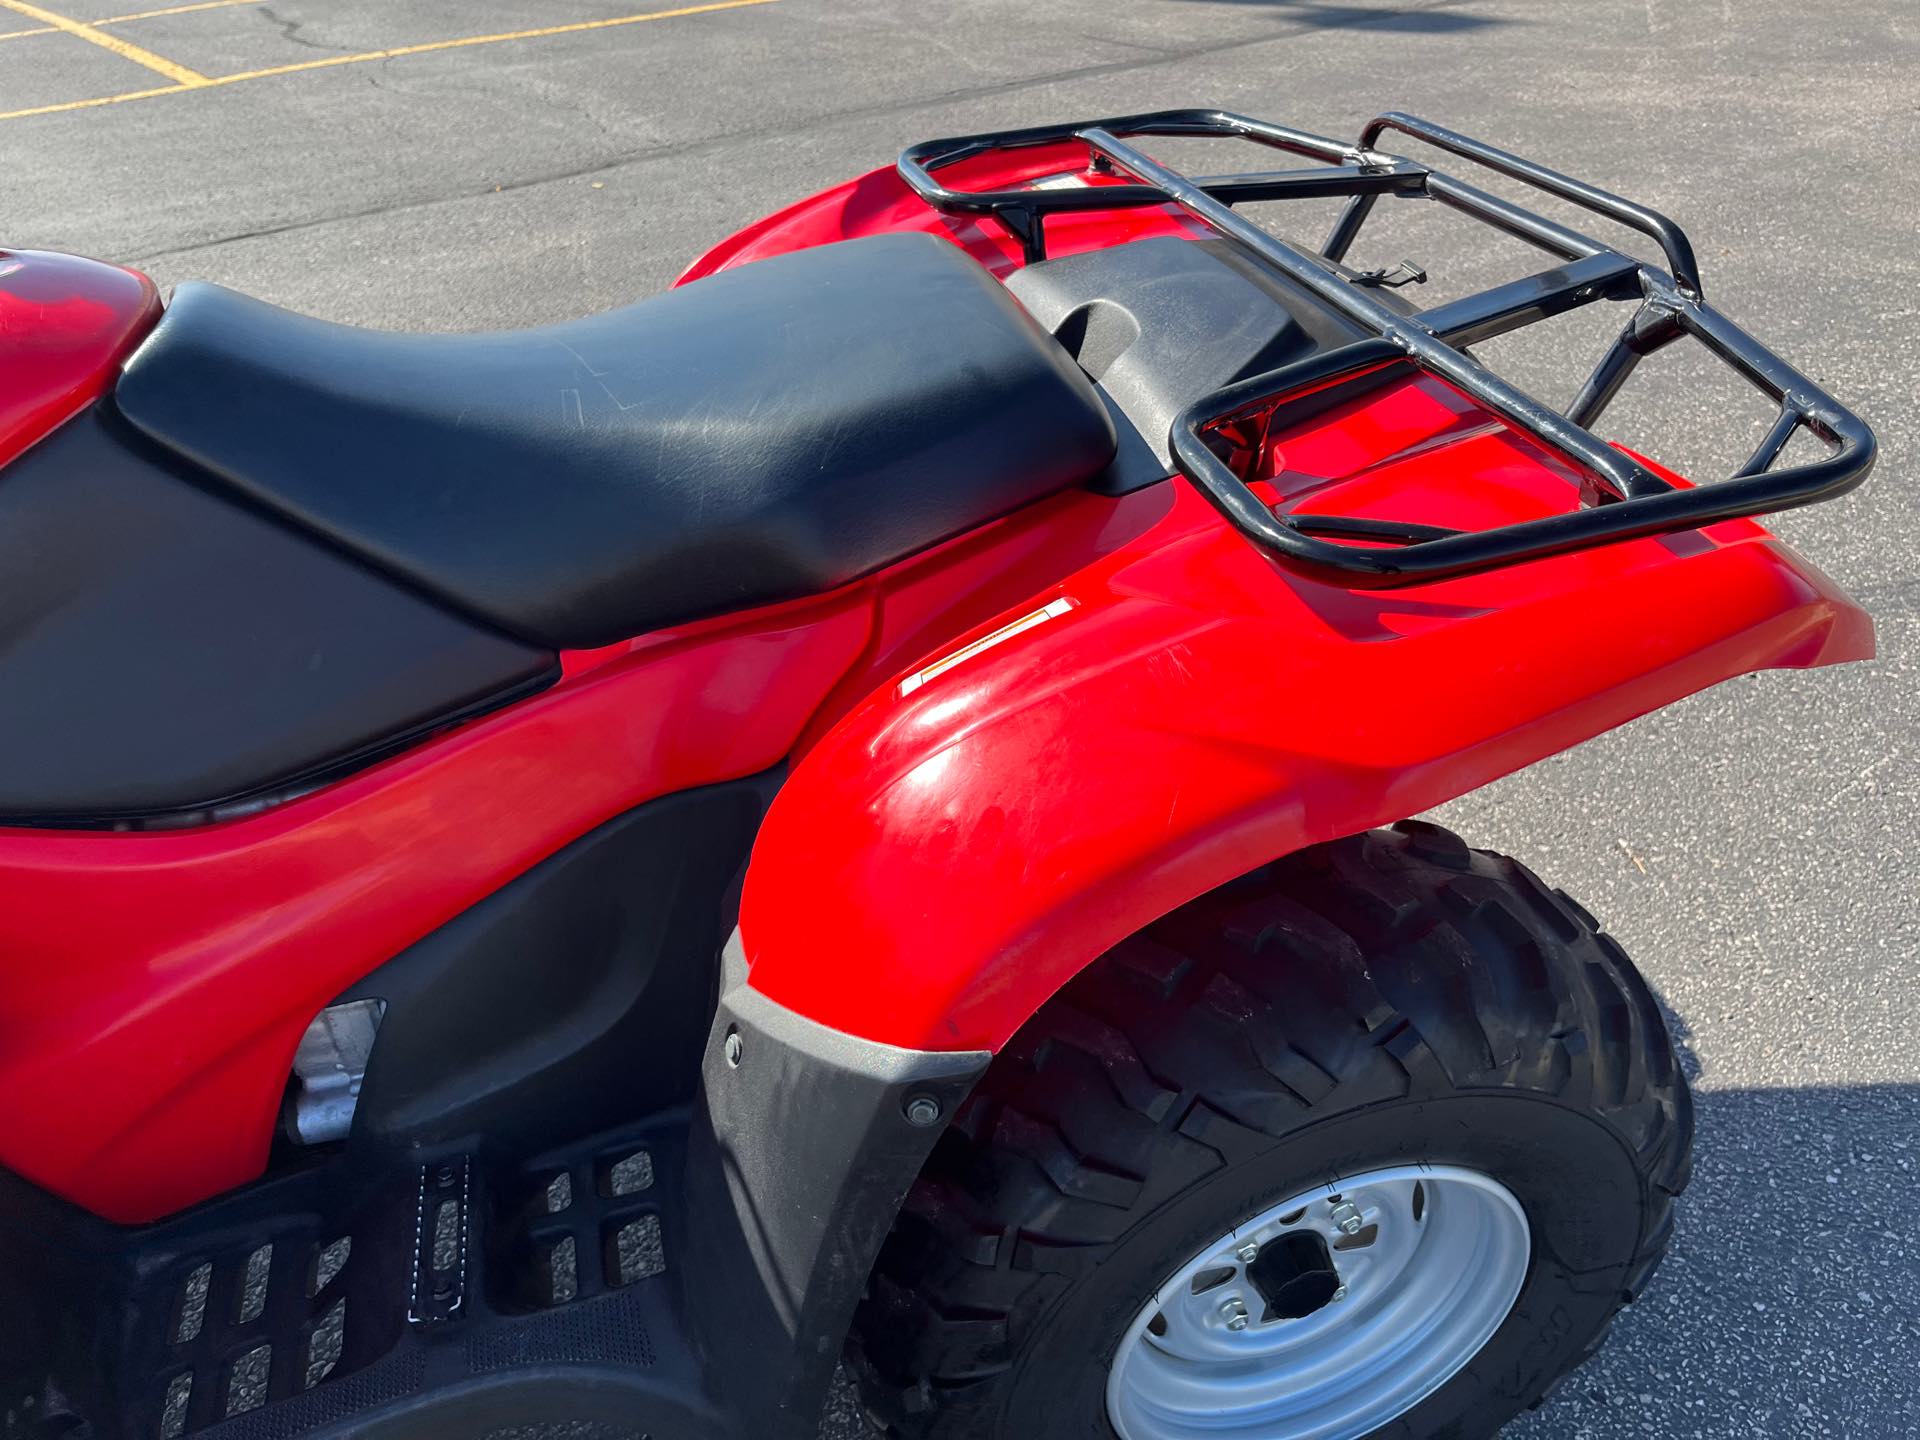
[1156,0,1513,34]
[1507,1078,1920,1438]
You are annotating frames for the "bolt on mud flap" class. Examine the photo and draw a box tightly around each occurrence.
[678,931,991,1437]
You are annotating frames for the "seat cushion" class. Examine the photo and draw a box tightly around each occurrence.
[115,234,1117,649]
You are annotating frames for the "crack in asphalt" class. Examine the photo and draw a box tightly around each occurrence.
[256,4,356,53]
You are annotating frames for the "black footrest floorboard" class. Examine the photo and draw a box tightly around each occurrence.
[2,1119,712,1440]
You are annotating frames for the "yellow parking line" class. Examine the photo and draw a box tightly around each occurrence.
[0,1,261,44]
[217,0,779,81]
[0,0,210,81]
[0,0,777,120]
[0,82,190,119]
[101,0,264,22]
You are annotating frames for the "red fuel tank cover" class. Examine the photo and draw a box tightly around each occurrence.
[0,249,162,468]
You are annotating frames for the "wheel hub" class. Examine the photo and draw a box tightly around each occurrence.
[1245,1229,1342,1321]
[1105,1165,1531,1440]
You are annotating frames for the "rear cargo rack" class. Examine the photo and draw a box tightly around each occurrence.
[898,111,1875,586]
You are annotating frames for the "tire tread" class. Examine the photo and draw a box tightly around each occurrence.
[848,823,1691,1438]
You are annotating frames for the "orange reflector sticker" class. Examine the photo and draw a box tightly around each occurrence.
[899,597,1076,696]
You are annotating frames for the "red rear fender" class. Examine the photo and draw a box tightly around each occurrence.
[739,396,1872,1052]
[677,157,1205,284]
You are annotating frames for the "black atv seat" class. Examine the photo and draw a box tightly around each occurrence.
[115,234,1117,649]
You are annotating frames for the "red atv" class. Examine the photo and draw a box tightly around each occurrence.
[0,111,1874,1440]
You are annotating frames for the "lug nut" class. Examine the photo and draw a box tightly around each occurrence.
[1329,1200,1364,1235]
[1236,1241,1261,1263]
[1332,1285,1349,1302]
[1219,1298,1251,1331]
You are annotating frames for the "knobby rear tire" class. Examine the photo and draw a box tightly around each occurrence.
[848,820,1692,1439]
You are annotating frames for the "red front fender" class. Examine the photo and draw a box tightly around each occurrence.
[740,475,1870,1053]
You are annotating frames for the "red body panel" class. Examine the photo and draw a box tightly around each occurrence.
[0,157,1874,1222]
[0,598,868,1221]
[0,487,1165,1223]
[0,249,159,468]
[676,144,1204,285]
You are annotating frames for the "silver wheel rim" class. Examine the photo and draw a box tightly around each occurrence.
[1105,1165,1530,1440]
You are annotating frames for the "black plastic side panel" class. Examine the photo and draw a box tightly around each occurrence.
[0,406,555,826]
[342,772,781,1167]
[0,1161,118,1437]
[1007,236,1385,484]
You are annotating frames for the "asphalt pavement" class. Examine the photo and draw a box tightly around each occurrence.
[8,0,1916,1435]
